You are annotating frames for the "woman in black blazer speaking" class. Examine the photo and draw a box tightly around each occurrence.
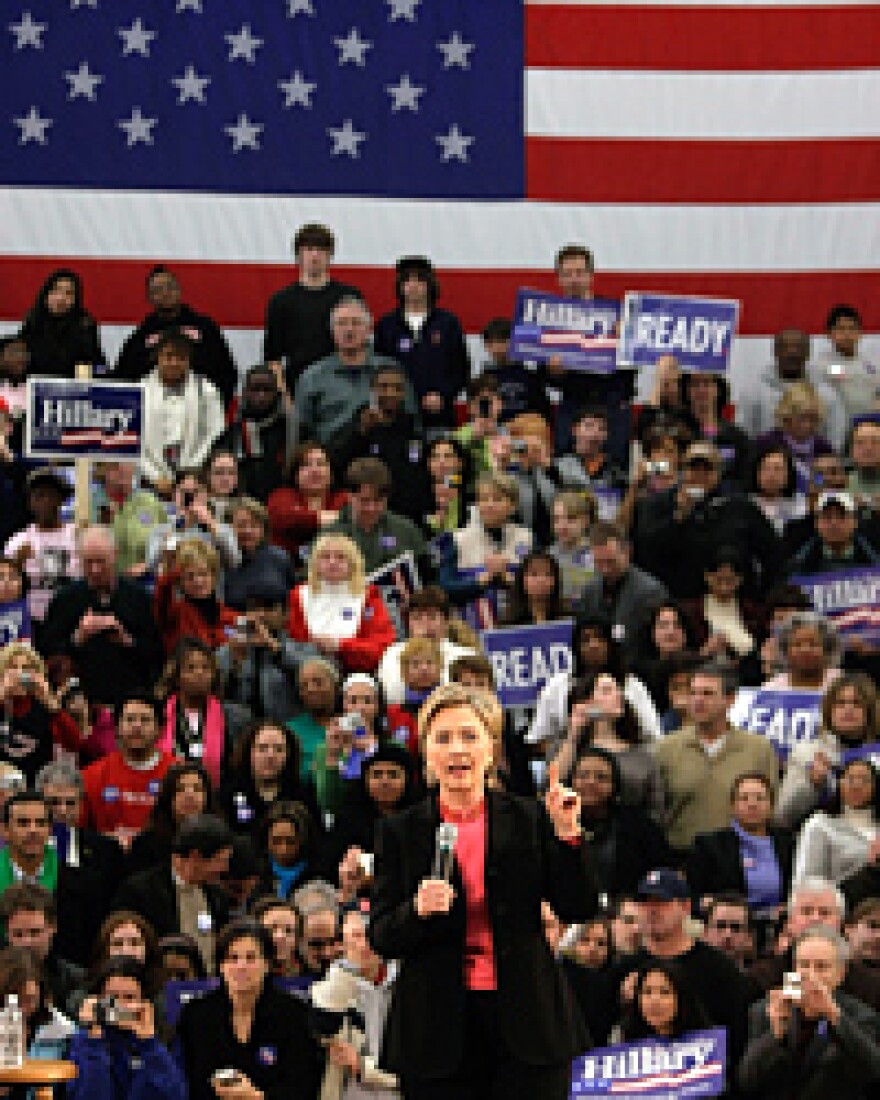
[370,683,597,1100]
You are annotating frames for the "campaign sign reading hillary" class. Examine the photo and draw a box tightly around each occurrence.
[481,620,574,709]
[26,378,144,460]
[729,689,822,761]
[510,289,620,373]
[571,1029,726,1098]
[790,568,880,643]
[617,293,739,373]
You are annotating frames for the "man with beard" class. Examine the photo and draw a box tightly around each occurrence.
[216,364,299,502]
[115,266,238,407]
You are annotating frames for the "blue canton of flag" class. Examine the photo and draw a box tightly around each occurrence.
[3,0,524,198]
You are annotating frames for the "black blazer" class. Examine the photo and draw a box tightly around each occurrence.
[739,991,880,1100]
[369,791,598,1079]
[687,826,795,910]
[176,982,321,1100]
[54,828,125,967]
[109,862,230,941]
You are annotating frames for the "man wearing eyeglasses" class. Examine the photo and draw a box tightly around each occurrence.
[703,893,755,969]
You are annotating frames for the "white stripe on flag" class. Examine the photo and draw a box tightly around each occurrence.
[526,70,880,140]
[3,189,878,273]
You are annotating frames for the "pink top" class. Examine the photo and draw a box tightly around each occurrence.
[441,800,497,992]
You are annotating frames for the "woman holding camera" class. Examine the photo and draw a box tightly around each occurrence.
[176,918,320,1100]
[0,642,84,782]
[370,684,597,1099]
[70,957,185,1100]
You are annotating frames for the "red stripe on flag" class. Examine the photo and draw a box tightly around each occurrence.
[527,137,880,205]
[526,4,880,71]
[2,258,879,335]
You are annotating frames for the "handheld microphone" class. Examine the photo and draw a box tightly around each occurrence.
[432,823,458,882]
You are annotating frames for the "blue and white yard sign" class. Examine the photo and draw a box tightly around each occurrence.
[571,1029,726,1099]
[510,289,620,373]
[617,293,739,373]
[729,689,822,760]
[790,568,880,644]
[26,378,144,461]
[480,619,574,709]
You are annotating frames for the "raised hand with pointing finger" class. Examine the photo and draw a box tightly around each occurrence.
[545,760,582,841]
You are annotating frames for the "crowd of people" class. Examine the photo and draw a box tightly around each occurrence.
[0,222,877,1097]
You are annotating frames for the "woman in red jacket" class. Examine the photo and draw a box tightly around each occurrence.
[153,537,238,655]
[267,442,349,565]
[286,533,394,673]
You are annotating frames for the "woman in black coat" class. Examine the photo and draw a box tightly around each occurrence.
[19,268,105,377]
[571,746,670,900]
[175,919,320,1100]
[321,741,419,890]
[370,683,597,1100]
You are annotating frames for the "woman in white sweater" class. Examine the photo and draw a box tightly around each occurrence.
[793,757,880,886]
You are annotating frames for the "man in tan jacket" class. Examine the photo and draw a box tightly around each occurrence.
[655,661,779,855]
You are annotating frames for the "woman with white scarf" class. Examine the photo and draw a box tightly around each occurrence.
[140,330,225,497]
[287,533,395,673]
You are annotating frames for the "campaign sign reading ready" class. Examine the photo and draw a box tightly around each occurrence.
[729,689,822,761]
[571,1029,726,1098]
[481,619,574,709]
[617,293,739,373]
[510,289,620,373]
[27,378,144,460]
[790,568,880,643]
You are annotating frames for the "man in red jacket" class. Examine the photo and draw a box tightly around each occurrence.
[81,693,179,850]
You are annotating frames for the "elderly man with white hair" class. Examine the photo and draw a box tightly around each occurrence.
[748,877,880,1014]
[40,526,163,705]
[739,925,880,1098]
[294,295,417,448]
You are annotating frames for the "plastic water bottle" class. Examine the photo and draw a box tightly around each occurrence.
[0,993,24,1068]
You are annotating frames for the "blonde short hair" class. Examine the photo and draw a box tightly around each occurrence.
[553,488,597,524]
[0,642,45,679]
[400,637,443,672]
[307,533,365,595]
[417,683,502,759]
[175,537,219,579]
[476,471,519,507]
[775,380,824,430]
[507,412,552,447]
[229,496,268,531]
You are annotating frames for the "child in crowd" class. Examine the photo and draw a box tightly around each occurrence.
[4,468,81,628]
[548,490,595,611]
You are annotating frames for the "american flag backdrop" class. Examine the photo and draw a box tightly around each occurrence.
[1,0,878,379]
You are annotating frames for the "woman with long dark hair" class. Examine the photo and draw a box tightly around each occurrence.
[503,551,565,626]
[528,616,661,758]
[156,639,231,788]
[256,799,316,900]
[570,746,670,898]
[19,268,104,378]
[555,673,667,823]
[616,959,710,1042]
[218,719,321,836]
[126,763,213,877]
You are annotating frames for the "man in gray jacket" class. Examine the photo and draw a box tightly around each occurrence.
[739,926,880,1099]
[573,520,667,666]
